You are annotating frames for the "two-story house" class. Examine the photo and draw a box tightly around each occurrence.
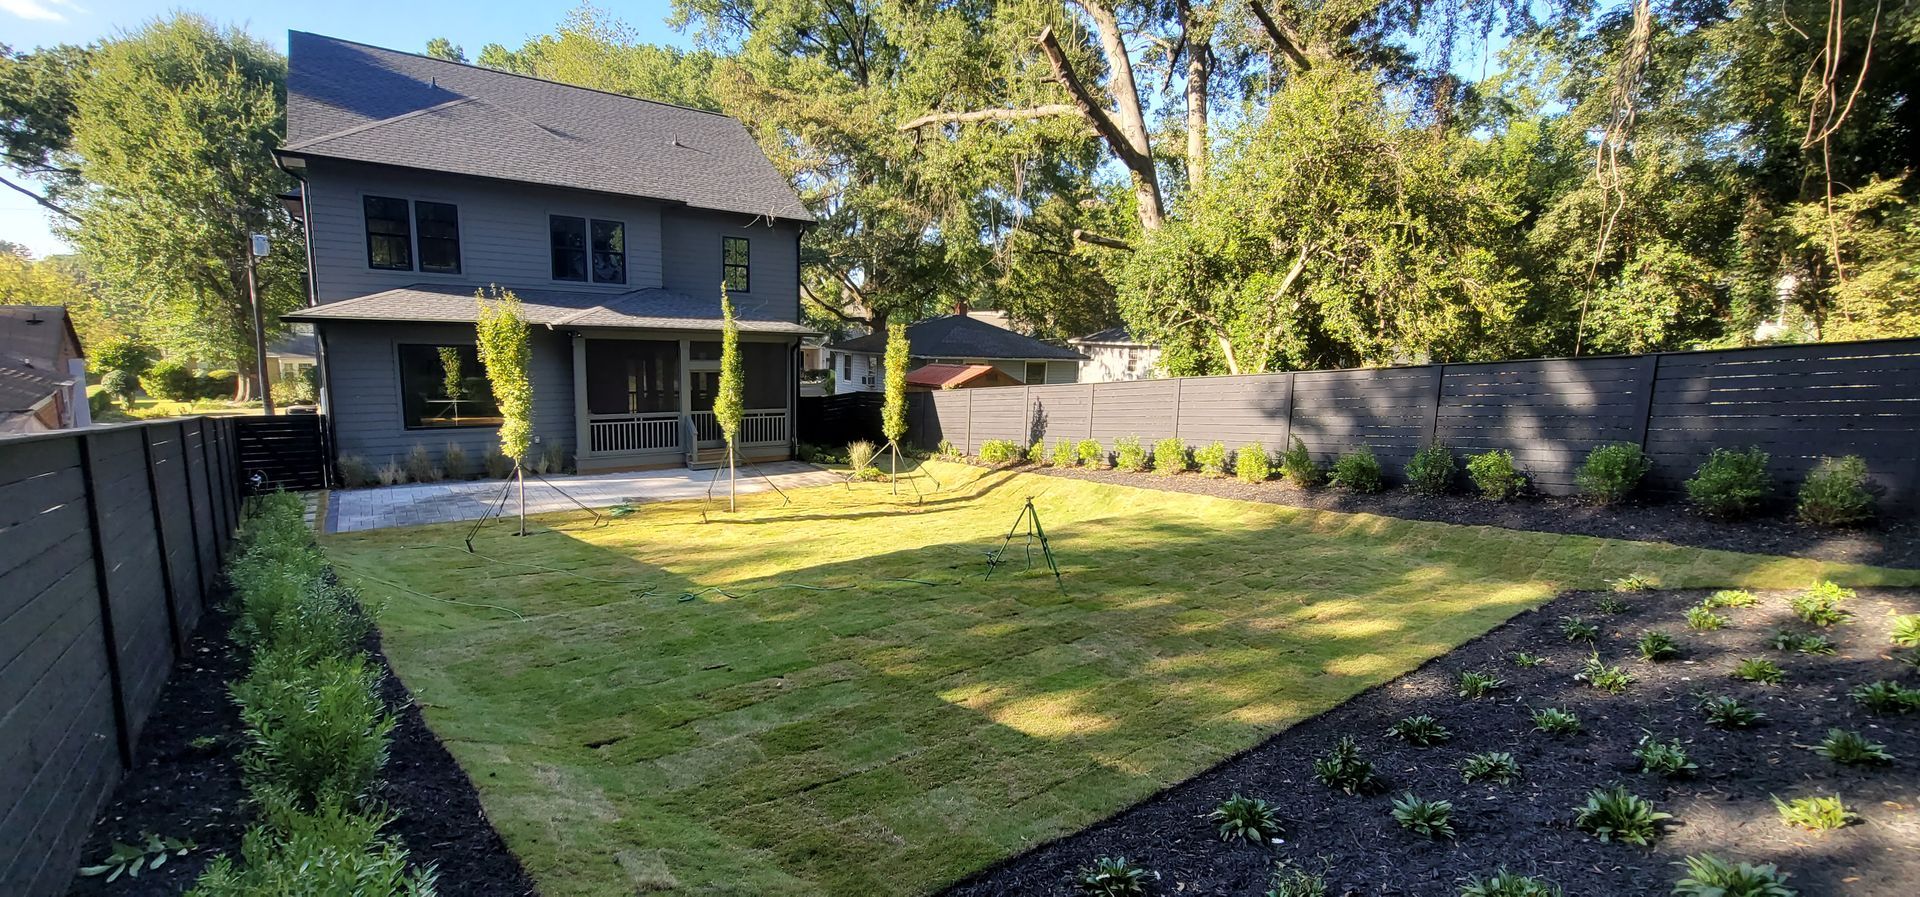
[278,32,813,473]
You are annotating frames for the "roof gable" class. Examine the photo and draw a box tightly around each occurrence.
[282,32,813,223]
[828,314,1083,361]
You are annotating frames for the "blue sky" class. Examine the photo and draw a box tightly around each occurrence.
[1,0,690,258]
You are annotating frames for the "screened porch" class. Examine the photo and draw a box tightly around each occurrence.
[573,334,795,472]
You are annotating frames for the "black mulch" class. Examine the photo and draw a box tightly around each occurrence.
[1026,464,1920,569]
[65,608,536,896]
[941,586,1920,897]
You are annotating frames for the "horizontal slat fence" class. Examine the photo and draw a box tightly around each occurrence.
[234,414,331,492]
[906,338,1920,508]
[0,417,242,897]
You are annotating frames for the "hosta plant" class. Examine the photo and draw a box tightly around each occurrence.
[1637,631,1680,661]
[1390,793,1455,839]
[1560,616,1599,643]
[79,834,194,883]
[1387,714,1452,746]
[1531,707,1582,736]
[1576,653,1633,694]
[1573,786,1671,846]
[1890,614,1920,648]
[1634,735,1698,778]
[1731,658,1785,685]
[1788,581,1854,627]
[1458,671,1503,699]
[1210,794,1282,844]
[1698,694,1766,729]
[1459,751,1522,785]
[1813,729,1893,765]
[1266,860,1328,897]
[1609,573,1657,593]
[1703,588,1759,608]
[1510,651,1545,668]
[1766,629,1835,655]
[1849,680,1920,715]
[1076,856,1152,896]
[1458,870,1563,897]
[1685,606,1728,631]
[1672,853,1797,897]
[1312,736,1382,795]
[1594,594,1631,615]
[1772,794,1854,831]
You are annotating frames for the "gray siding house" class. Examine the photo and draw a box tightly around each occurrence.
[278,32,813,473]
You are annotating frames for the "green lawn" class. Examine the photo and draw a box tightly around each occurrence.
[324,462,1916,896]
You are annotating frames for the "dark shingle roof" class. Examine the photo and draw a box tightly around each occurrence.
[0,305,82,374]
[283,284,814,335]
[281,32,812,223]
[827,314,1083,361]
[0,364,64,414]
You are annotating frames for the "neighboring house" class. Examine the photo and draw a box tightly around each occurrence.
[276,33,814,472]
[265,324,318,391]
[823,303,1083,395]
[903,363,1022,390]
[0,305,89,434]
[1069,326,1163,383]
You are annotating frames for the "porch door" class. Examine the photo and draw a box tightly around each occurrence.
[688,369,723,448]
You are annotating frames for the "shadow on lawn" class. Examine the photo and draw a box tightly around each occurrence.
[330,481,1903,897]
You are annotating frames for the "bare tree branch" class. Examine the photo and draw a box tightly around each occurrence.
[1246,0,1313,72]
[1072,228,1134,251]
[896,104,1079,131]
[1036,24,1164,229]
[0,172,78,223]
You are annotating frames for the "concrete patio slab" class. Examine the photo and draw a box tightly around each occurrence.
[324,462,841,532]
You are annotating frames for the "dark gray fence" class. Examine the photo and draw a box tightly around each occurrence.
[0,417,242,897]
[909,338,1920,506]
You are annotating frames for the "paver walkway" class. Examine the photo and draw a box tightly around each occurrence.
[325,462,841,532]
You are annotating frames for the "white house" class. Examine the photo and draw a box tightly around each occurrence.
[1068,326,1162,383]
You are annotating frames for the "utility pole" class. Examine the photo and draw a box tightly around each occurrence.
[248,234,274,414]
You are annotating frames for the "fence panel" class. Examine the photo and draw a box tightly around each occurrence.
[1027,384,1093,448]
[1288,366,1438,471]
[1090,380,1178,446]
[0,417,242,897]
[1174,373,1293,450]
[235,414,330,491]
[968,389,1026,452]
[1436,356,1654,492]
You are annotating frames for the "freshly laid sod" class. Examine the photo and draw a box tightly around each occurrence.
[324,462,1913,896]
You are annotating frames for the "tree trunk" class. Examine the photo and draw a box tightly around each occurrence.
[1185,25,1211,188]
[516,465,527,536]
[728,444,737,513]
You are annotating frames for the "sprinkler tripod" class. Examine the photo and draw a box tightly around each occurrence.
[985,497,1063,590]
[463,466,607,552]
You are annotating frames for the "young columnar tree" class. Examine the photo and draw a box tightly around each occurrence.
[882,321,909,488]
[476,285,533,533]
[714,287,745,510]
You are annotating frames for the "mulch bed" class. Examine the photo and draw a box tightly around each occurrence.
[65,607,536,896]
[942,586,1920,897]
[1024,464,1920,569]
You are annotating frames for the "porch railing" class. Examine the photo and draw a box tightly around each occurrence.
[689,408,790,445]
[588,411,681,453]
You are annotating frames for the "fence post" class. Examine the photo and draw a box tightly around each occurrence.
[1085,384,1096,441]
[1425,364,1447,444]
[141,426,185,652]
[1023,384,1033,445]
[1172,378,1184,443]
[1277,372,1295,452]
[178,420,208,593]
[1632,353,1662,452]
[965,389,974,455]
[77,432,134,769]
[197,419,225,564]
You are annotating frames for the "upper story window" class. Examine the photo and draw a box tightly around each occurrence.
[364,196,412,270]
[364,196,460,274]
[551,215,626,284]
[723,236,750,292]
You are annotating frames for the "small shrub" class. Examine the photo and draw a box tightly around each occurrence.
[1077,438,1106,468]
[483,450,514,479]
[1637,631,1680,662]
[403,444,439,483]
[1703,589,1759,608]
[1697,694,1766,728]
[1573,785,1670,845]
[1466,449,1525,501]
[142,359,201,402]
[1053,440,1078,468]
[1330,446,1384,493]
[1594,594,1631,615]
[440,443,471,480]
[1312,736,1381,795]
[1797,455,1874,526]
[200,370,239,399]
[1152,437,1188,474]
[337,455,375,488]
[1686,447,1773,519]
[848,439,879,473]
[1609,572,1656,593]
[1789,581,1854,626]
[1194,441,1229,477]
[1386,714,1452,746]
[1576,653,1633,694]
[1458,870,1562,897]
[231,649,395,812]
[1531,707,1582,736]
[1404,443,1455,495]
[1237,443,1271,483]
[235,578,370,666]
[977,439,1022,464]
[1766,629,1835,655]
[1266,860,1327,897]
[1772,794,1854,831]
[538,442,570,475]
[1390,793,1455,839]
[100,368,140,410]
[1849,680,1920,714]
[1888,614,1920,648]
[1685,606,1728,631]
[1577,442,1651,505]
[1458,670,1503,699]
[1560,616,1599,643]
[1731,657,1785,685]
[1459,751,1522,785]
[935,439,959,459]
[184,800,436,897]
[1510,651,1545,668]
[1634,735,1698,778]
[1114,436,1148,472]
[1279,437,1323,488]
[1671,854,1796,897]
[1813,729,1893,765]
[1075,856,1151,896]
[1210,794,1282,844]
[1026,441,1047,465]
[377,457,407,486]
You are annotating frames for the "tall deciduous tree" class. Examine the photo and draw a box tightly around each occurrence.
[62,16,303,396]
[881,321,909,488]
[714,287,745,510]
[477,286,534,533]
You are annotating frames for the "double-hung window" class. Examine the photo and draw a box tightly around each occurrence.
[551,215,626,284]
[363,196,461,273]
[723,236,750,292]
